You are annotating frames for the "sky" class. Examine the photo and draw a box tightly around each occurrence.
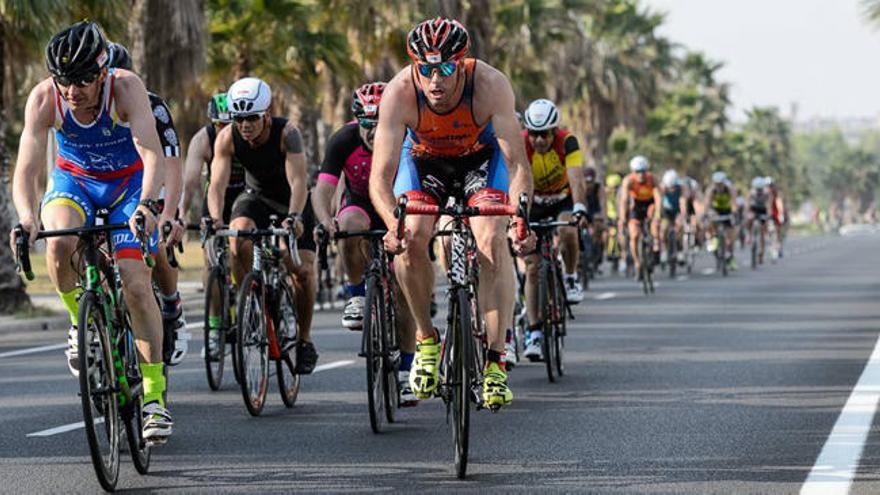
[647,0,880,122]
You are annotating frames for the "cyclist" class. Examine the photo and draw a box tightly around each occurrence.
[746,176,770,263]
[682,176,703,246]
[604,172,623,271]
[658,169,687,265]
[311,82,418,406]
[10,22,171,441]
[520,98,588,360]
[184,93,247,355]
[206,76,319,374]
[766,176,786,258]
[584,166,604,273]
[107,42,190,366]
[704,171,739,269]
[618,156,661,281]
[369,17,535,409]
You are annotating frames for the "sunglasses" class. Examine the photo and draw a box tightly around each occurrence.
[53,71,101,88]
[527,129,553,139]
[233,113,264,123]
[417,60,458,78]
[358,118,378,129]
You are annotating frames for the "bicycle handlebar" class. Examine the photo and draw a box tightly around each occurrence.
[133,213,155,268]
[13,225,34,281]
[161,221,183,269]
[395,192,530,240]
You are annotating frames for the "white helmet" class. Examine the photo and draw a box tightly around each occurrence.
[712,171,727,184]
[764,176,774,186]
[227,77,271,116]
[629,155,649,172]
[751,176,765,189]
[662,169,679,187]
[523,99,560,131]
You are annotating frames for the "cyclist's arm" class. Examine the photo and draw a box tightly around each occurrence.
[617,177,630,222]
[312,128,348,227]
[678,192,688,219]
[113,72,164,202]
[12,81,53,226]
[563,135,586,208]
[370,71,411,229]
[485,68,532,207]
[207,126,233,223]
[152,95,183,218]
[281,122,307,215]
[183,127,210,220]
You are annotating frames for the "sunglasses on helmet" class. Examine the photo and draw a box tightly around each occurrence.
[417,60,458,78]
[53,71,101,88]
[233,112,264,123]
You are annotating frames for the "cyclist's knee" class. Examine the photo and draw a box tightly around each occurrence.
[45,236,77,263]
[118,264,154,305]
[291,251,316,283]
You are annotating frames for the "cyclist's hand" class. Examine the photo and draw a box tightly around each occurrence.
[11,217,38,252]
[313,221,336,244]
[282,214,304,238]
[160,216,184,246]
[508,219,536,256]
[575,212,590,229]
[130,206,157,238]
[384,221,409,254]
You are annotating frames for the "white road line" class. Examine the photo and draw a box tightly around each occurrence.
[27,418,104,438]
[26,360,356,438]
[701,268,716,275]
[313,359,355,373]
[0,343,67,359]
[594,292,616,301]
[676,275,690,282]
[185,321,202,330]
[801,331,880,495]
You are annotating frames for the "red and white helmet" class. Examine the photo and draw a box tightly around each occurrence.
[351,82,386,120]
[407,17,470,64]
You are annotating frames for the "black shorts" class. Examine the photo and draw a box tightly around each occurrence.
[750,205,768,217]
[338,189,384,230]
[661,208,678,222]
[530,195,573,222]
[686,199,696,217]
[629,200,652,223]
[713,208,733,227]
[202,186,245,224]
[394,146,508,206]
[230,190,317,252]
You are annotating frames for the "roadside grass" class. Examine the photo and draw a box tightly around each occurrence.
[22,240,206,295]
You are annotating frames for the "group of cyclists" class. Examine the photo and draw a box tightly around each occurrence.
[8,17,789,480]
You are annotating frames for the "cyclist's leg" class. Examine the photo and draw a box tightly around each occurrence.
[336,193,371,329]
[227,192,263,284]
[628,219,641,272]
[522,251,542,358]
[557,210,578,276]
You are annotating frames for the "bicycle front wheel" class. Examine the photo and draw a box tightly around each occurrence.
[78,291,121,491]
[451,290,472,479]
[363,275,386,433]
[204,266,228,391]
[553,270,567,377]
[539,262,558,383]
[236,272,269,416]
[275,279,301,408]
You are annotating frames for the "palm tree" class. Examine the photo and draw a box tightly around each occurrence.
[862,0,880,28]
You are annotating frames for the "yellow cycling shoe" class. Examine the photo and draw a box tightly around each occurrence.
[409,333,441,399]
[482,361,513,409]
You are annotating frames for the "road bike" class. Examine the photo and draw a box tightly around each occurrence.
[396,193,527,478]
[637,220,655,294]
[750,213,769,269]
[222,217,301,416]
[14,211,154,491]
[711,214,733,277]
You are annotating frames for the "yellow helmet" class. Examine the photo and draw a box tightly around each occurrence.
[605,173,622,188]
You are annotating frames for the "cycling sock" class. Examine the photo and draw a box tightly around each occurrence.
[564,272,577,281]
[141,362,166,407]
[208,315,222,330]
[58,287,83,326]
[400,352,414,372]
[161,291,180,317]
[529,328,544,341]
[486,349,504,367]
[347,282,365,297]
[505,329,513,344]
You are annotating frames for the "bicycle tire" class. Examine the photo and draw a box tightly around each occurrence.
[118,304,151,475]
[363,275,386,433]
[638,236,649,295]
[275,279,301,408]
[78,291,121,491]
[751,223,758,270]
[451,290,472,479]
[539,261,558,383]
[382,277,400,424]
[553,269,566,377]
[236,272,269,416]
[668,226,677,278]
[204,267,227,391]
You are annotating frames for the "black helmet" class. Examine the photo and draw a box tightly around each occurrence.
[46,21,108,84]
[107,42,132,71]
[407,17,470,64]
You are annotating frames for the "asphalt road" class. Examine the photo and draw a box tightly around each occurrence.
[1,233,879,494]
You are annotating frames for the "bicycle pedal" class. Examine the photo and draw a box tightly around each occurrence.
[488,404,501,413]
[145,437,168,447]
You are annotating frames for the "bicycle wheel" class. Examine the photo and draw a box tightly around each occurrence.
[275,278,301,408]
[236,272,269,416]
[78,291,121,492]
[668,227,677,278]
[638,237,650,295]
[539,261,558,383]
[363,275,386,432]
[382,279,400,424]
[204,267,228,391]
[120,313,151,475]
[579,228,591,290]
[451,290,472,479]
[553,270,566,377]
[720,230,728,277]
[751,224,758,270]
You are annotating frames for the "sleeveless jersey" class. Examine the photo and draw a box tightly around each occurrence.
[232,117,290,204]
[627,172,656,203]
[407,58,493,158]
[712,185,732,210]
[524,129,583,196]
[54,70,141,178]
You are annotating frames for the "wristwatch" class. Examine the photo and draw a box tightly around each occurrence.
[138,199,161,216]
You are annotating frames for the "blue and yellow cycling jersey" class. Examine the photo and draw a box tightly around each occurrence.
[43,70,156,259]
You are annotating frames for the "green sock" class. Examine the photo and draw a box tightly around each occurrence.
[57,287,83,326]
[208,316,221,330]
[140,363,166,407]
